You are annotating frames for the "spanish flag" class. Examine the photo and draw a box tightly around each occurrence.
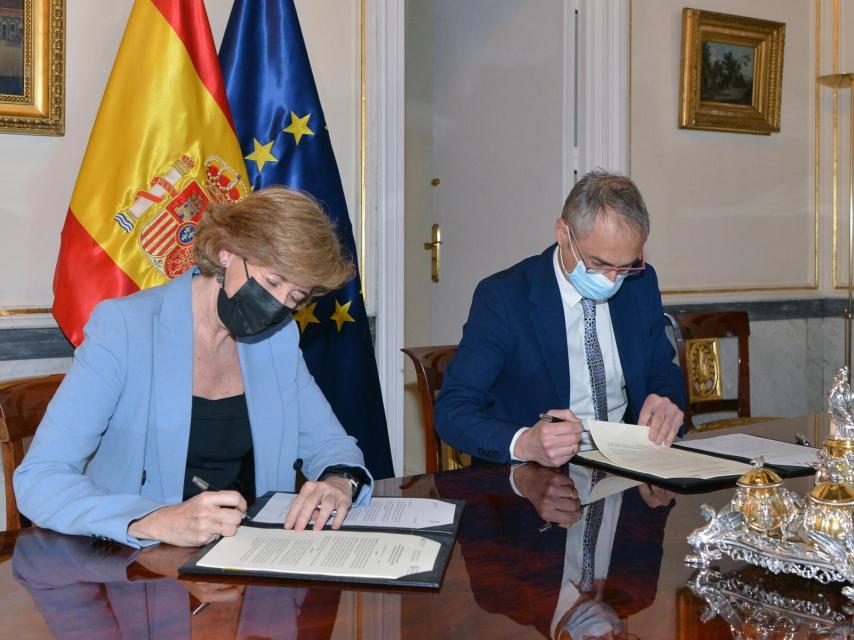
[52,0,249,346]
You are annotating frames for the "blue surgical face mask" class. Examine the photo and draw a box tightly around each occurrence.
[568,261,626,301]
[558,242,626,302]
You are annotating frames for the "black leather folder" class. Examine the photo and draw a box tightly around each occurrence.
[179,492,464,589]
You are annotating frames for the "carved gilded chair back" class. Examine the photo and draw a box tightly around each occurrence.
[686,337,724,403]
[672,311,776,431]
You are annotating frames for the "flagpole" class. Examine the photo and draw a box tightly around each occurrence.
[819,72,854,382]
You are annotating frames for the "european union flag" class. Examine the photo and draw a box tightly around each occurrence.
[220,0,394,479]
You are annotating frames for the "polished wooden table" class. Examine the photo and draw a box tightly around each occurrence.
[1,415,847,639]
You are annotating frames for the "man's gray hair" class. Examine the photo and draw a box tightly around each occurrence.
[561,170,650,239]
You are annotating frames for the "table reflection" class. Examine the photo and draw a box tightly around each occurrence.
[685,564,854,639]
[434,463,673,639]
[12,528,341,640]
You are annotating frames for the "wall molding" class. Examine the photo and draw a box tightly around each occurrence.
[578,0,629,174]
[0,328,73,361]
[366,0,406,478]
[663,298,850,322]
[4,300,851,363]
[562,0,579,195]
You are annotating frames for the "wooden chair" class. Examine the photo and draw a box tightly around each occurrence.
[0,374,64,529]
[663,312,683,353]
[401,346,470,473]
[673,311,776,432]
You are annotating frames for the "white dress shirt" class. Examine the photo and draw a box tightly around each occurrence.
[509,247,627,459]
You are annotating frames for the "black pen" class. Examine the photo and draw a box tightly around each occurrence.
[539,413,566,423]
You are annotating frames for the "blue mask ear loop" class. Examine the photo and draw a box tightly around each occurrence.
[558,242,570,277]
[557,225,578,278]
[564,222,586,268]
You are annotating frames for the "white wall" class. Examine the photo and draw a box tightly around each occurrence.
[0,0,360,309]
[631,0,816,299]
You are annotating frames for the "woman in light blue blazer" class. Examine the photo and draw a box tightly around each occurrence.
[14,187,372,548]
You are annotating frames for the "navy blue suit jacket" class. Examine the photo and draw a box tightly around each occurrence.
[435,246,685,462]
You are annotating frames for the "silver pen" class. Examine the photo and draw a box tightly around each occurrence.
[192,475,248,520]
[794,432,812,448]
[190,477,214,617]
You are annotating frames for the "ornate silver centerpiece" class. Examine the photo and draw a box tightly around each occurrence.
[817,368,854,485]
[685,367,854,599]
[687,566,854,638]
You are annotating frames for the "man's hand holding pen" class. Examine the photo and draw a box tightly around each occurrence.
[513,409,583,467]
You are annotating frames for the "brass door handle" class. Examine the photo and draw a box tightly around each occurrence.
[423,223,441,282]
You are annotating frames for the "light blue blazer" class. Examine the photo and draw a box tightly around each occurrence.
[14,269,372,547]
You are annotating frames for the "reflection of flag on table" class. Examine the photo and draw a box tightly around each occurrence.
[220,0,394,479]
[52,0,248,346]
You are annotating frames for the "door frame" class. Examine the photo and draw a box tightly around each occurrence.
[366,0,406,475]
[367,0,629,476]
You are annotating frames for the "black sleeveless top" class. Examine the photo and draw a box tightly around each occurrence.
[182,394,255,502]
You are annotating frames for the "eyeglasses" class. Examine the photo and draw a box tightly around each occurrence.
[244,258,316,309]
[565,223,645,276]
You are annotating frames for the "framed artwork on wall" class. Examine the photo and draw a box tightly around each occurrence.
[679,8,785,135]
[0,0,64,136]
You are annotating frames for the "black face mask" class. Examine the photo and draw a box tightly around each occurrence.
[217,259,294,338]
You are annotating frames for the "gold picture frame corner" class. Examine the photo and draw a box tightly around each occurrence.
[0,0,65,137]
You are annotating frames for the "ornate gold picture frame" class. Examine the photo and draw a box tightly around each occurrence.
[0,0,64,136]
[679,8,785,135]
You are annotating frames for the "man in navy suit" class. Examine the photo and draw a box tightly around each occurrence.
[435,170,685,467]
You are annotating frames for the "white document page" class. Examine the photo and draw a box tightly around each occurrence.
[675,433,819,468]
[582,475,641,505]
[197,527,440,580]
[586,420,752,479]
[252,494,456,530]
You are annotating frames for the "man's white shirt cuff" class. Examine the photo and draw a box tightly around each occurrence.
[509,426,530,462]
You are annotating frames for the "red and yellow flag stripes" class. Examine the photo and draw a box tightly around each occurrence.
[53,0,248,346]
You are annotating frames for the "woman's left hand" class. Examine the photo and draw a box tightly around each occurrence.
[284,477,353,531]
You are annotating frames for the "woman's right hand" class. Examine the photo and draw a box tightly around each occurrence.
[127,490,247,546]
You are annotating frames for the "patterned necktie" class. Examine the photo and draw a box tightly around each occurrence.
[579,474,605,592]
[580,297,608,422]
[579,297,606,592]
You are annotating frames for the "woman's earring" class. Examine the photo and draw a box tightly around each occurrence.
[216,261,227,285]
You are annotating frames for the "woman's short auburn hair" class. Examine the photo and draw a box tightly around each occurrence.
[194,186,355,294]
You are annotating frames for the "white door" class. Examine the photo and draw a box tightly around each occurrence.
[403,0,579,473]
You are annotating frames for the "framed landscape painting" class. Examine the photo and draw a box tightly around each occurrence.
[679,8,785,135]
[0,0,64,136]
